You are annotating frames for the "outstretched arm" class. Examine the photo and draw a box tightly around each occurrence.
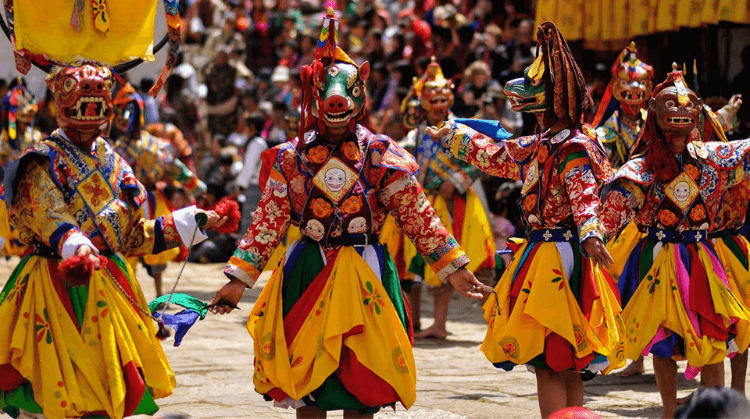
[427,121,521,180]
[378,169,484,297]
[223,160,291,288]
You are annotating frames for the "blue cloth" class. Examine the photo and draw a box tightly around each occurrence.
[154,309,201,347]
[618,240,645,307]
[453,118,512,141]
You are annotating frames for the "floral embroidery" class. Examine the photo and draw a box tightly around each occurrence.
[522,194,537,212]
[392,347,409,373]
[6,274,29,305]
[499,336,520,359]
[308,145,329,164]
[362,281,384,315]
[35,308,52,344]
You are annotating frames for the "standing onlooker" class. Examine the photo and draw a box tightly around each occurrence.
[139,78,160,125]
[203,45,240,136]
[233,113,268,236]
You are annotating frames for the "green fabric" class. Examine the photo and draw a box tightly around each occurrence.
[558,151,589,173]
[0,383,42,415]
[722,234,749,271]
[148,293,209,319]
[639,240,657,281]
[132,386,159,416]
[68,286,88,328]
[279,243,409,412]
[0,256,30,305]
[407,252,425,277]
[282,243,326,317]
[312,374,379,414]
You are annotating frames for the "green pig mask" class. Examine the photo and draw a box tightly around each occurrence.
[311,61,371,132]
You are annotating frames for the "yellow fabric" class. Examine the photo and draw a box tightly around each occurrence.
[481,240,626,372]
[0,255,175,418]
[142,192,180,266]
[13,0,158,65]
[715,235,750,309]
[378,215,417,281]
[422,191,495,287]
[537,0,750,46]
[264,226,302,273]
[248,247,416,407]
[605,221,644,282]
[621,243,750,365]
[0,198,29,257]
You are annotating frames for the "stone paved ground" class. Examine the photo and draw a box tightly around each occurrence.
[2,258,742,419]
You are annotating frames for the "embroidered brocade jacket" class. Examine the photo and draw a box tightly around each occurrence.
[402,120,483,194]
[3,130,184,256]
[115,131,206,197]
[224,125,470,286]
[443,122,614,243]
[600,140,750,240]
[596,109,644,168]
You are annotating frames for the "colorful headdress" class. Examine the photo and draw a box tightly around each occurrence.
[112,82,145,141]
[0,0,181,97]
[299,7,368,139]
[536,22,593,127]
[400,57,453,125]
[592,42,654,127]
[1,82,37,146]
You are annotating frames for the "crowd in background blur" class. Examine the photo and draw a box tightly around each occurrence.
[18,0,750,268]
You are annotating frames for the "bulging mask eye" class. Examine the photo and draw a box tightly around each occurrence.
[63,78,75,92]
[352,85,361,97]
[665,100,675,108]
[530,78,542,87]
[685,102,694,108]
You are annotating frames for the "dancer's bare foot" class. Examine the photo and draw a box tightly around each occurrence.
[617,357,645,377]
[415,324,448,340]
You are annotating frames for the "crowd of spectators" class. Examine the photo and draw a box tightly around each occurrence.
[5,0,549,263]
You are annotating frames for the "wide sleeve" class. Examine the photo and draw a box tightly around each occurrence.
[121,205,207,257]
[600,178,645,241]
[440,121,521,180]
[8,158,88,259]
[378,170,469,280]
[716,103,740,133]
[559,144,607,243]
[224,158,291,287]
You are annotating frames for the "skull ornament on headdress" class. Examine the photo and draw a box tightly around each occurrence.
[299,8,370,139]
[504,22,593,128]
[46,64,114,144]
[592,42,654,126]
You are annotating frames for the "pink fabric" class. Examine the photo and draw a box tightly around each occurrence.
[673,245,701,336]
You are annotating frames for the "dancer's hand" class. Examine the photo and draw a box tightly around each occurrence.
[75,245,102,270]
[196,209,228,230]
[446,268,486,299]
[583,237,613,269]
[425,123,452,140]
[209,278,247,314]
[438,181,455,200]
[729,94,743,110]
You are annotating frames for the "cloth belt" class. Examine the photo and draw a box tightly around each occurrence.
[527,228,579,243]
[646,227,708,244]
[324,233,379,247]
